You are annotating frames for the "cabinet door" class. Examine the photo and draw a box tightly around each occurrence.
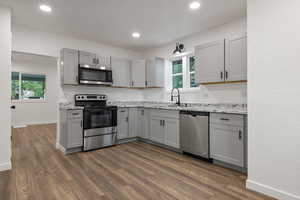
[150,116,164,143]
[195,39,225,84]
[67,118,83,148]
[210,124,244,167]
[79,51,97,65]
[117,108,129,139]
[61,49,78,85]
[164,118,180,148]
[128,108,138,138]
[98,56,111,67]
[146,58,164,87]
[137,109,145,138]
[143,109,150,139]
[111,57,131,87]
[131,60,146,87]
[225,36,247,81]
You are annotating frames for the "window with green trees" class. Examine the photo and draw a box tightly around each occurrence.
[11,72,46,100]
[172,59,183,88]
[189,56,197,87]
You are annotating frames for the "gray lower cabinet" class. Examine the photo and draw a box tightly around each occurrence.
[128,108,138,137]
[137,108,150,139]
[60,109,83,152]
[210,113,245,167]
[150,115,165,143]
[149,110,180,148]
[117,108,129,139]
[117,108,140,140]
[164,118,180,148]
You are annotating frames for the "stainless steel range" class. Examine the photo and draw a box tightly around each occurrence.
[75,94,117,151]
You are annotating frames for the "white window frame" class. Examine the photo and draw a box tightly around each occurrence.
[11,71,47,103]
[168,52,197,91]
[187,54,197,89]
[171,58,185,89]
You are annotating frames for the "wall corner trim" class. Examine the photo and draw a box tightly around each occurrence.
[246,179,300,200]
[0,162,12,172]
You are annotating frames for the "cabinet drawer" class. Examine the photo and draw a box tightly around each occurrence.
[150,109,179,119]
[67,110,83,119]
[211,113,243,127]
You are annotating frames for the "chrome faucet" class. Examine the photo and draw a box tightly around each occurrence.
[171,88,181,106]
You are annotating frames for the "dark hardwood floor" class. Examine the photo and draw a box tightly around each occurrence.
[0,124,276,200]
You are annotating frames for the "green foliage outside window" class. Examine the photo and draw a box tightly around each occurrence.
[189,57,197,87]
[172,60,183,88]
[11,72,46,100]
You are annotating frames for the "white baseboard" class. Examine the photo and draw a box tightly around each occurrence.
[0,162,12,172]
[246,179,300,200]
[13,121,57,128]
[13,125,27,128]
[56,143,66,153]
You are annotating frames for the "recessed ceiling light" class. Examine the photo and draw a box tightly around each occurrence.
[189,1,201,10]
[132,32,141,38]
[39,4,52,13]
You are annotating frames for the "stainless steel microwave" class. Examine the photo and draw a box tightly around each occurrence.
[78,64,113,85]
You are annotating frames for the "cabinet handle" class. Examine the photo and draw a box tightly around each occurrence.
[220,71,223,80]
[145,81,148,86]
[225,71,228,80]
[126,117,129,122]
[163,120,165,126]
[132,81,134,87]
[239,130,242,140]
[220,118,229,121]
[80,120,83,128]
[160,120,162,126]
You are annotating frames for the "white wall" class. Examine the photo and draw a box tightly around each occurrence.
[12,25,142,59]
[247,1,300,200]
[11,53,58,127]
[142,18,247,104]
[0,6,12,171]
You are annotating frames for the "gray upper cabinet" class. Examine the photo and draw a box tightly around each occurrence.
[225,36,247,82]
[79,51,97,65]
[111,57,131,87]
[60,48,79,85]
[195,36,247,84]
[117,108,129,140]
[146,57,165,88]
[210,113,245,167]
[195,39,225,84]
[130,60,146,88]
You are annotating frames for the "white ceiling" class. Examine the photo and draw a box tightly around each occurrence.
[1,0,246,51]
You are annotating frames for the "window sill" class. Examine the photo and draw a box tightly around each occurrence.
[165,87,200,93]
[12,99,47,104]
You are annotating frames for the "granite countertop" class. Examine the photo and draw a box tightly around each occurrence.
[108,101,247,115]
[59,103,84,110]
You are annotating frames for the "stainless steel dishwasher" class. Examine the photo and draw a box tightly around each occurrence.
[180,111,210,159]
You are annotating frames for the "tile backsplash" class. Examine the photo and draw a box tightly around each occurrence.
[59,83,247,105]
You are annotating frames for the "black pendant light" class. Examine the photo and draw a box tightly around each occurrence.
[173,42,185,54]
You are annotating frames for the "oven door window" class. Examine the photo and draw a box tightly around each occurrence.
[79,68,106,82]
[85,109,112,129]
